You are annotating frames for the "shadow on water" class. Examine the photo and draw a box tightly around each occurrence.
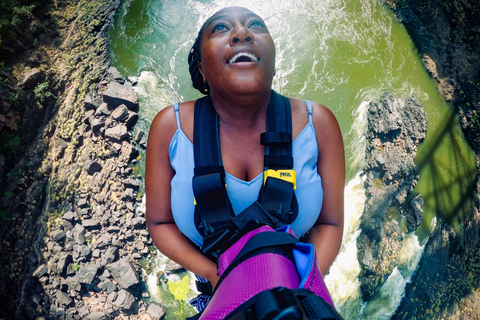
[414,105,477,240]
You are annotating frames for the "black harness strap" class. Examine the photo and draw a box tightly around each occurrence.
[193,90,298,258]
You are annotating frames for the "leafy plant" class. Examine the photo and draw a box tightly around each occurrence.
[34,82,55,103]
[0,132,24,157]
[71,262,80,271]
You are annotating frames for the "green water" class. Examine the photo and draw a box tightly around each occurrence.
[109,0,477,318]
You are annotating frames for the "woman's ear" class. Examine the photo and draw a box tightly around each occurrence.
[198,62,207,83]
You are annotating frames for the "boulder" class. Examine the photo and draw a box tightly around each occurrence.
[106,259,139,289]
[113,289,136,311]
[147,303,166,320]
[102,82,138,111]
[77,264,99,285]
[105,124,128,143]
[108,66,125,84]
[111,104,128,121]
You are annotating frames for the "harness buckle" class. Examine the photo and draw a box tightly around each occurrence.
[264,169,296,190]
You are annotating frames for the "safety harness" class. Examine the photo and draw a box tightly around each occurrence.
[190,90,342,320]
[193,90,298,259]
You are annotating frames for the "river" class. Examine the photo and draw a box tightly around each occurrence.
[108,0,477,318]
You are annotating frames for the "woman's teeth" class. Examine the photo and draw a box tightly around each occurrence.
[229,52,258,64]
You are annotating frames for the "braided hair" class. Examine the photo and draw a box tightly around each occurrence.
[188,25,210,95]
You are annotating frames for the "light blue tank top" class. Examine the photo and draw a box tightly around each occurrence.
[169,101,323,247]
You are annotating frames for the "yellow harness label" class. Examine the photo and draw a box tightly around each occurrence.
[264,169,296,189]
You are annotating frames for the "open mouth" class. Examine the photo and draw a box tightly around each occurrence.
[228,52,259,64]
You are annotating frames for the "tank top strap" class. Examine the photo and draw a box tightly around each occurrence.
[173,103,181,129]
[305,100,313,123]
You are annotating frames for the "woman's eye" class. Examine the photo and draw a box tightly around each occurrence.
[212,24,227,32]
[249,21,263,28]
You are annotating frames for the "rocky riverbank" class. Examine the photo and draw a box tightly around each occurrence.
[356,93,427,301]
[0,1,173,319]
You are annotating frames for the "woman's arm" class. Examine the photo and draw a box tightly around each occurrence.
[145,106,220,287]
[307,102,345,276]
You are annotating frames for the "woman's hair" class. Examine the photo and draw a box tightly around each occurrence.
[188,25,210,95]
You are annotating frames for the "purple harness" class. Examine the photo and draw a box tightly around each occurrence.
[197,225,334,319]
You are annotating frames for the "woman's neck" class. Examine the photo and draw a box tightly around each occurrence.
[209,89,271,132]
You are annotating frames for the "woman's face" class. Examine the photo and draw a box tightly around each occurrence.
[198,7,276,97]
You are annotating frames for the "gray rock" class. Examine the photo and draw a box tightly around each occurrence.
[95,233,111,249]
[56,291,72,306]
[106,259,139,289]
[63,211,77,222]
[111,104,128,121]
[51,229,66,242]
[125,111,139,129]
[98,279,117,294]
[407,194,424,232]
[32,264,47,278]
[164,260,185,274]
[105,124,128,143]
[131,217,144,229]
[26,252,37,263]
[77,264,99,285]
[108,66,125,84]
[147,303,166,320]
[106,226,121,234]
[19,68,42,89]
[103,247,118,264]
[77,197,89,209]
[113,289,135,311]
[64,276,82,292]
[128,76,138,85]
[357,93,427,301]
[82,218,101,229]
[84,92,100,110]
[91,117,105,135]
[73,224,86,244]
[56,252,73,275]
[121,143,138,163]
[85,160,102,175]
[79,245,91,257]
[95,102,111,116]
[133,130,144,143]
[102,82,138,110]
[88,311,108,320]
[123,187,135,201]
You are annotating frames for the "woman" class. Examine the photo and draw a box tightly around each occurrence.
[145,6,344,292]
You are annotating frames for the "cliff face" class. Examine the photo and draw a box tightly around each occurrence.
[385,0,480,157]
[0,1,157,318]
[357,94,427,302]
[382,0,480,319]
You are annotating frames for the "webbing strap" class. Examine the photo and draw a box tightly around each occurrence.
[261,92,293,170]
[193,98,234,246]
[228,231,298,269]
[193,90,298,257]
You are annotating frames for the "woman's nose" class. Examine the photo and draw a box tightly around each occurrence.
[230,27,254,45]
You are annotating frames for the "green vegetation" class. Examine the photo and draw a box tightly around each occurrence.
[34,81,55,103]
[0,131,24,158]
[0,211,10,222]
[0,0,43,45]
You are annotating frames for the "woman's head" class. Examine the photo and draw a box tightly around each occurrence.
[188,7,276,96]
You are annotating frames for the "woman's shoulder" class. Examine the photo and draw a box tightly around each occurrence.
[148,100,196,145]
